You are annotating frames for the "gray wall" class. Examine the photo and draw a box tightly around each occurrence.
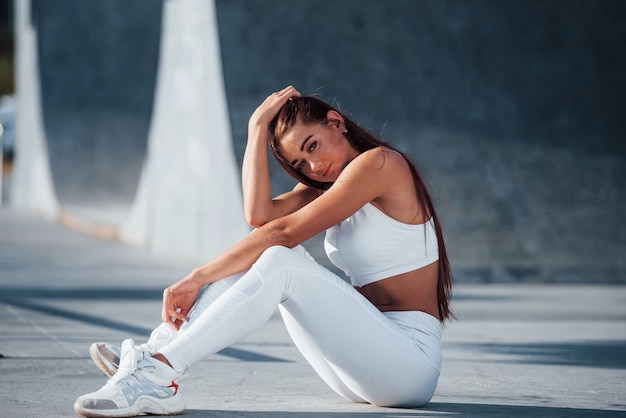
[35,0,162,206]
[32,0,626,282]
[36,0,161,112]
[215,0,625,156]
[36,1,626,160]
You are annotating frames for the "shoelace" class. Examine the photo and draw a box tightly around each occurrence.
[117,339,142,377]
[108,338,186,388]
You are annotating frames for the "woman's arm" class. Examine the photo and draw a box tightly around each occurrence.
[163,148,395,329]
[242,86,317,227]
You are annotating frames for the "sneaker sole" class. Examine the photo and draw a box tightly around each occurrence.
[74,394,185,417]
[89,343,117,378]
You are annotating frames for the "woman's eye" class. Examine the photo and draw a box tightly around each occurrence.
[297,161,306,171]
[308,141,317,152]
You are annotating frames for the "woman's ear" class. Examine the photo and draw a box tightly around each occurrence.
[326,110,344,130]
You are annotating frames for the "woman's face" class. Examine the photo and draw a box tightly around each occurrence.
[278,114,358,183]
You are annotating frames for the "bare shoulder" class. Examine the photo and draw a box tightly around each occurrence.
[356,147,422,223]
[349,146,408,175]
[332,148,411,199]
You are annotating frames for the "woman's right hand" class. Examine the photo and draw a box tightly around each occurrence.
[248,86,300,131]
[161,274,202,330]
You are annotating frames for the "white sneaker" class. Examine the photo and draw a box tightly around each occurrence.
[90,342,121,377]
[75,339,185,417]
[90,323,178,377]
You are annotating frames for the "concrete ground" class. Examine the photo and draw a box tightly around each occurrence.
[1,208,625,417]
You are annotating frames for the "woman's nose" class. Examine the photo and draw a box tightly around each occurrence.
[309,160,323,174]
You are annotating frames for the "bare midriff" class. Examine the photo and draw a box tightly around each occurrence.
[354,261,440,320]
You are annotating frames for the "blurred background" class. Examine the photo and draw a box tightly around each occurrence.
[1,0,624,283]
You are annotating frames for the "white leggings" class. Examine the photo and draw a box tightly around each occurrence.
[158,245,442,407]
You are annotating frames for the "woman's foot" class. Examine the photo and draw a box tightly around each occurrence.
[75,339,185,417]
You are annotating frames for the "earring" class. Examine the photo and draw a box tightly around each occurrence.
[342,127,348,134]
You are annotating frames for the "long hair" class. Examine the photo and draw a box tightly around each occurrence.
[268,96,453,323]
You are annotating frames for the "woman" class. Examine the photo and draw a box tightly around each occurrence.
[74,86,453,417]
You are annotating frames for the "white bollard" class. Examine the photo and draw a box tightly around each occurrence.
[10,0,58,217]
[122,0,249,260]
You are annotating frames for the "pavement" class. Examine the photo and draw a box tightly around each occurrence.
[1,208,625,418]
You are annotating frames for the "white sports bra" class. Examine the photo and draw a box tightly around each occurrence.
[324,203,439,287]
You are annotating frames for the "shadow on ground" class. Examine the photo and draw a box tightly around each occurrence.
[183,403,626,417]
[457,340,626,370]
[0,287,288,363]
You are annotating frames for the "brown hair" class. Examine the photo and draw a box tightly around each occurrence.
[268,96,453,323]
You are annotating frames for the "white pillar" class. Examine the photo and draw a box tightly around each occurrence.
[10,0,58,217]
[122,0,249,260]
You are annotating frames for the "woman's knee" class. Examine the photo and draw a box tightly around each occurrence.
[255,245,296,269]
[252,245,314,293]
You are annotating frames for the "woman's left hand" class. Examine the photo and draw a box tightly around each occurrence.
[161,275,202,330]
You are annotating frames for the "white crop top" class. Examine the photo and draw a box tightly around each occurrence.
[324,203,439,287]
